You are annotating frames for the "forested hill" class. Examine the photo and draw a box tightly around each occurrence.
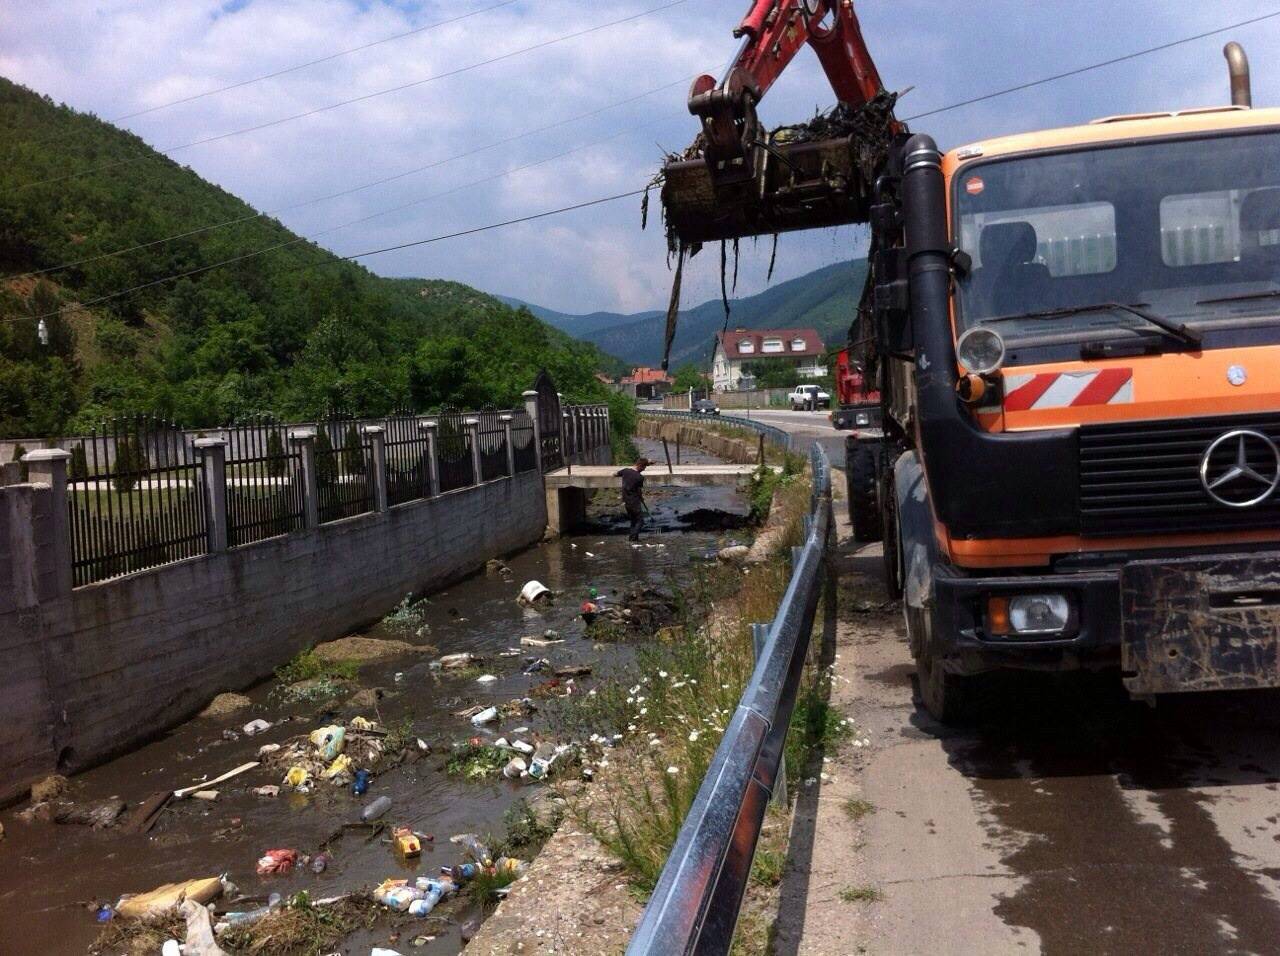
[0,77,626,439]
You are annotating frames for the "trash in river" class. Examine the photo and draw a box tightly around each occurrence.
[190,790,219,802]
[95,904,114,922]
[523,657,550,674]
[116,876,223,919]
[511,739,534,754]
[52,797,127,828]
[162,940,181,956]
[394,826,422,858]
[253,785,280,798]
[353,768,372,796]
[443,862,480,883]
[309,853,330,874]
[372,948,406,956]
[520,635,563,647]
[374,878,422,912]
[283,766,311,789]
[362,795,393,821]
[243,719,272,736]
[310,725,346,761]
[451,833,493,864]
[219,892,282,928]
[175,761,259,799]
[178,897,226,956]
[350,716,377,731]
[256,848,300,876]
[476,674,498,683]
[503,756,527,779]
[412,935,435,947]
[470,706,499,725]
[30,774,68,802]
[432,652,481,670]
[555,664,593,678]
[257,743,281,759]
[518,580,553,605]
[121,792,171,834]
[321,753,354,780]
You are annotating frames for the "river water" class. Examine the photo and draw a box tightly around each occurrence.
[0,439,747,955]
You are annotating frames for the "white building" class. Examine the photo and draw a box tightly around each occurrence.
[710,328,827,391]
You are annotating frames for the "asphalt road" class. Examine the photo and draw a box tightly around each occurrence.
[760,411,1280,956]
[726,407,847,465]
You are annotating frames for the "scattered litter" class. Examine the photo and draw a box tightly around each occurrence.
[433,652,481,671]
[362,795,393,822]
[372,949,405,956]
[178,897,227,956]
[321,754,353,780]
[252,786,280,799]
[503,757,527,779]
[257,743,282,759]
[190,790,219,802]
[53,797,127,828]
[243,719,272,736]
[116,876,223,919]
[350,716,377,731]
[310,853,330,874]
[95,903,113,922]
[518,581,552,605]
[584,551,596,558]
[523,657,551,674]
[30,774,68,802]
[511,739,534,755]
[470,706,499,725]
[353,769,371,796]
[175,762,259,799]
[219,892,281,928]
[520,635,563,647]
[394,826,422,858]
[256,848,300,876]
[283,766,311,790]
[555,664,593,678]
[476,674,498,684]
[310,725,346,761]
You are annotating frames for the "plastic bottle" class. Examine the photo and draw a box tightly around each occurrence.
[453,833,492,864]
[503,756,527,779]
[361,795,392,821]
[443,862,479,883]
[222,893,282,926]
[352,769,371,796]
[310,853,330,874]
[408,884,444,917]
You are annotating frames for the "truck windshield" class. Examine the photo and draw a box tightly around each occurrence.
[954,129,1280,345]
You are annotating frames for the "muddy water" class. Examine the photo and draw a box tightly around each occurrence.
[0,439,747,954]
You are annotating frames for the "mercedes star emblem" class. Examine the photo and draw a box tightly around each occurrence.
[1228,364,1247,386]
[1200,429,1280,508]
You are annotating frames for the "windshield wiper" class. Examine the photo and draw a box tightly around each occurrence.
[980,301,1202,348]
[1197,288,1280,306]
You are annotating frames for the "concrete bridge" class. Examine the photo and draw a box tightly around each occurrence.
[543,463,774,533]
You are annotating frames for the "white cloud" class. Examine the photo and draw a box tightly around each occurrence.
[3,0,1280,318]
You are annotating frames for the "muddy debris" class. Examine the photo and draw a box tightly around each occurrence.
[347,686,396,710]
[582,584,679,640]
[313,635,429,664]
[717,544,751,565]
[30,773,69,802]
[198,693,252,718]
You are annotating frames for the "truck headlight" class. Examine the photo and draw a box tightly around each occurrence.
[855,412,871,426]
[956,326,1005,375]
[987,594,1070,636]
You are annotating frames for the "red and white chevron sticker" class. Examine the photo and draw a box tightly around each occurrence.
[1003,368,1133,411]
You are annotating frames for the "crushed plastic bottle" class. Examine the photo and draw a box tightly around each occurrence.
[374,879,422,912]
[451,833,492,865]
[361,795,392,821]
[352,769,371,796]
[470,706,498,726]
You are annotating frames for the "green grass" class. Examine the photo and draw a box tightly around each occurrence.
[275,649,360,684]
[843,797,875,820]
[751,847,786,888]
[499,798,563,854]
[839,884,884,904]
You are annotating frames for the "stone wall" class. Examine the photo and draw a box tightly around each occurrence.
[0,472,549,804]
[636,416,765,464]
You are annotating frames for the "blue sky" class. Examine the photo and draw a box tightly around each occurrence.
[3,0,1279,314]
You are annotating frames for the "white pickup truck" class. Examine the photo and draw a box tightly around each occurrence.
[788,384,831,410]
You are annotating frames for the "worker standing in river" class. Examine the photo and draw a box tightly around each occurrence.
[616,458,651,541]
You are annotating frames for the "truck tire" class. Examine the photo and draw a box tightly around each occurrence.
[880,474,903,600]
[846,440,882,542]
[916,641,976,725]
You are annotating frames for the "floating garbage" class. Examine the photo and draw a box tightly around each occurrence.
[321,753,353,780]
[476,674,498,684]
[362,795,393,822]
[256,848,300,876]
[511,739,535,755]
[257,743,281,759]
[252,785,280,798]
[518,581,552,605]
[350,716,377,731]
[310,725,346,761]
[470,706,499,725]
[394,826,422,858]
[375,878,422,912]
[523,658,550,674]
[221,892,282,928]
[243,719,272,736]
[433,652,481,670]
[116,876,223,919]
[283,766,310,790]
[174,761,259,799]
[190,790,219,802]
[520,635,563,647]
[352,769,371,796]
[503,756,527,779]
[451,833,492,865]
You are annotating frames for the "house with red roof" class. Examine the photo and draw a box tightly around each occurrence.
[711,328,827,391]
[618,366,673,400]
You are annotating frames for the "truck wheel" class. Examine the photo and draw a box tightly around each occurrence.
[846,441,882,543]
[916,642,976,725]
[881,484,903,600]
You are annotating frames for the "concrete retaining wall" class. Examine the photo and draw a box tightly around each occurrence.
[636,417,764,465]
[0,472,549,804]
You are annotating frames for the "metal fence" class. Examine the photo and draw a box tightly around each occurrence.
[628,442,831,956]
[638,408,792,453]
[384,410,431,507]
[436,409,476,493]
[67,415,210,588]
[315,413,373,524]
[224,416,305,547]
[511,410,537,473]
[476,409,510,483]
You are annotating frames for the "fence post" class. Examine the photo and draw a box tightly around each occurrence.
[193,438,229,553]
[289,429,320,529]
[22,449,72,598]
[419,421,441,497]
[501,414,515,477]
[522,390,542,473]
[465,418,482,485]
[362,425,388,512]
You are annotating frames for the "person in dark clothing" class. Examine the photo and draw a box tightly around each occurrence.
[616,458,651,541]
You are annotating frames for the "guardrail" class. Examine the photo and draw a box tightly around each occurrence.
[638,408,792,453]
[627,441,832,955]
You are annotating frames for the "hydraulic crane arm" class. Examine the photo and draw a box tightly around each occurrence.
[663,0,902,245]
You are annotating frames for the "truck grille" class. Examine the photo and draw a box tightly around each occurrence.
[1078,413,1280,536]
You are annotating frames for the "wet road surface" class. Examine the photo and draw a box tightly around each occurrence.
[0,439,746,954]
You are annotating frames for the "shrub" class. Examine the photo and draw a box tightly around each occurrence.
[314,430,336,486]
[112,436,148,492]
[266,429,287,478]
[69,442,88,480]
[11,443,28,481]
[342,423,365,475]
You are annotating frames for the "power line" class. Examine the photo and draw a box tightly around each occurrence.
[15,0,695,191]
[15,187,648,324]
[902,9,1280,121]
[13,72,696,282]
[110,0,520,124]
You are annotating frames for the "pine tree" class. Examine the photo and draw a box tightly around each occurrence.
[343,423,366,476]
[266,429,286,479]
[314,429,336,486]
[69,443,88,481]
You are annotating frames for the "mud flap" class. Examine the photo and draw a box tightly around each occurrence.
[1122,553,1280,694]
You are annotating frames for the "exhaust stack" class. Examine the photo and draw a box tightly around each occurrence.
[1224,42,1251,108]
